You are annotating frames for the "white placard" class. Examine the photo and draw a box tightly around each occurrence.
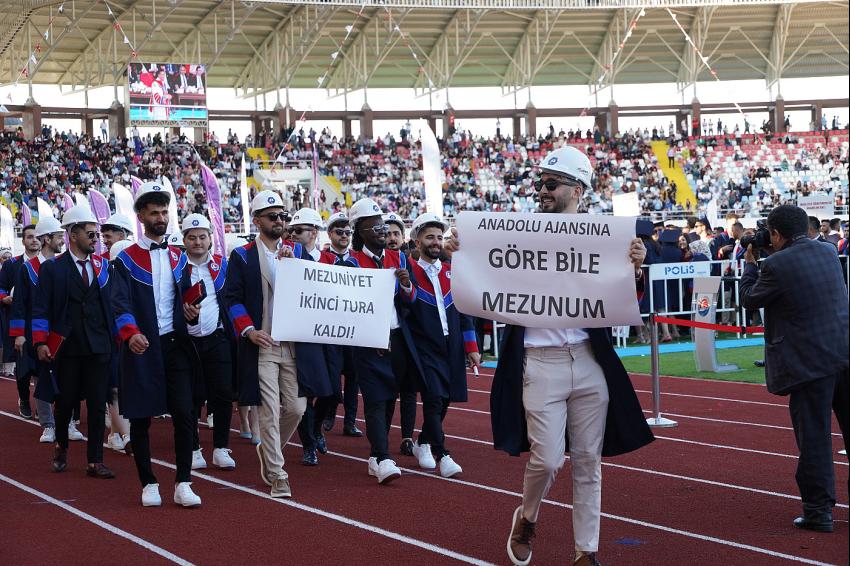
[650,261,712,281]
[451,212,642,329]
[612,191,640,217]
[798,194,835,219]
[271,258,396,348]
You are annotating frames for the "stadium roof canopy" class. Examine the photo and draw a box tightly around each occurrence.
[1,0,847,98]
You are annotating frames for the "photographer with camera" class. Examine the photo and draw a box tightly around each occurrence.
[739,205,849,533]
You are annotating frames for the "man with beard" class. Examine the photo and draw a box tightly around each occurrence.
[34,206,115,478]
[446,146,653,566]
[223,191,332,497]
[0,225,40,408]
[112,181,201,508]
[403,212,480,477]
[344,198,416,484]
[10,217,67,444]
[384,212,406,253]
[318,212,362,438]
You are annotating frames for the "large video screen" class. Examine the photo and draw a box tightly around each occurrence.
[128,63,208,125]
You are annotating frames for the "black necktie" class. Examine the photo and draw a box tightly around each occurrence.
[334,252,346,263]
[149,241,168,251]
[373,255,383,269]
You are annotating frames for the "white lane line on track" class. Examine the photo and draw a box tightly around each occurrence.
[1,410,840,565]
[0,472,196,566]
[0,410,494,566]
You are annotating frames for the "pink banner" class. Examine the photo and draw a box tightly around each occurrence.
[21,203,32,226]
[88,190,111,255]
[200,163,225,258]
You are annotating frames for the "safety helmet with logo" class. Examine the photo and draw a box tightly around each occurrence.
[61,205,98,229]
[410,212,449,240]
[34,216,64,238]
[251,190,285,216]
[134,180,171,211]
[348,198,383,228]
[109,239,133,260]
[326,212,348,229]
[289,208,324,229]
[383,212,405,232]
[168,233,184,249]
[538,146,593,190]
[181,213,212,234]
[102,213,135,235]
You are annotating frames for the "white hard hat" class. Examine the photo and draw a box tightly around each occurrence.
[168,233,184,248]
[348,198,383,227]
[289,208,324,229]
[251,190,285,215]
[383,212,405,230]
[110,239,133,260]
[539,146,593,190]
[181,213,212,234]
[61,205,98,228]
[34,216,64,238]
[410,212,448,239]
[134,180,171,210]
[102,213,135,234]
[326,212,348,228]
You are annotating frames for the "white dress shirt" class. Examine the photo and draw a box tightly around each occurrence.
[258,238,280,325]
[70,251,94,285]
[187,255,221,338]
[523,327,589,348]
[139,234,175,335]
[417,257,449,336]
[307,246,321,262]
[363,247,409,330]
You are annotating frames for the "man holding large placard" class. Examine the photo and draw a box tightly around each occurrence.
[448,146,653,566]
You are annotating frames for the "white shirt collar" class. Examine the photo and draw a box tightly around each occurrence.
[189,253,211,267]
[70,250,90,263]
[362,246,383,263]
[417,257,441,274]
[139,233,167,251]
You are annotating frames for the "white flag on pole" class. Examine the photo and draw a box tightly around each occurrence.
[420,119,442,215]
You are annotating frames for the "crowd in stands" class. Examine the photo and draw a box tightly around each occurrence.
[2,116,848,232]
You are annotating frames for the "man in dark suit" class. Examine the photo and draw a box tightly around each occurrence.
[740,204,849,533]
[34,206,115,478]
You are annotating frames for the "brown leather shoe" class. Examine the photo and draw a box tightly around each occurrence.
[86,463,116,479]
[52,446,68,472]
[507,506,535,566]
[574,552,601,566]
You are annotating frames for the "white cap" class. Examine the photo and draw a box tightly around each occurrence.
[181,213,212,234]
[251,190,285,215]
[410,212,448,239]
[34,216,64,238]
[61,205,98,228]
[383,212,405,230]
[538,146,594,190]
[326,212,348,228]
[134,180,171,210]
[168,233,184,248]
[109,239,133,259]
[348,198,383,227]
[102,213,135,234]
[289,208,324,229]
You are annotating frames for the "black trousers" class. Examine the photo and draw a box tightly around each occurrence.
[316,353,358,428]
[130,334,195,487]
[391,331,450,459]
[364,399,395,461]
[190,330,233,450]
[54,353,110,463]
[788,372,850,516]
[297,398,319,451]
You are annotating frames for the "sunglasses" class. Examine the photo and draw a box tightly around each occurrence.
[362,224,389,236]
[261,212,290,222]
[84,231,100,240]
[332,228,353,237]
[533,177,581,192]
[291,227,316,235]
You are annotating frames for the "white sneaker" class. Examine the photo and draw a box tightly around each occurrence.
[212,448,236,469]
[68,421,84,441]
[206,414,214,428]
[191,448,207,470]
[368,457,401,484]
[39,426,55,443]
[107,433,126,452]
[438,455,463,478]
[141,484,161,507]
[413,442,436,470]
[174,482,202,507]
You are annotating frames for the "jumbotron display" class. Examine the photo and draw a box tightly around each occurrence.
[127,63,208,126]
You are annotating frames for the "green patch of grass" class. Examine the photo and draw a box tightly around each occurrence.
[621,345,766,384]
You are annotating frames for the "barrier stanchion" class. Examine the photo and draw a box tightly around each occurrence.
[646,312,678,428]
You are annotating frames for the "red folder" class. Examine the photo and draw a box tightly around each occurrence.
[182,282,206,325]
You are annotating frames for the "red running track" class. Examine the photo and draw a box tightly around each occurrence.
[0,372,846,566]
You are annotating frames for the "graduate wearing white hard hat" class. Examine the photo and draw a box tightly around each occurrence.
[383,212,406,252]
[289,208,323,262]
[36,205,115,478]
[180,212,237,471]
[102,213,135,258]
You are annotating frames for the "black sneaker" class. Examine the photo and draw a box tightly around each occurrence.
[18,399,32,419]
[322,417,335,432]
[316,434,328,454]
[343,424,363,437]
[301,449,318,466]
[400,438,414,457]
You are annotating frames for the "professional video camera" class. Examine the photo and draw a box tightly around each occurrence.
[740,219,771,250]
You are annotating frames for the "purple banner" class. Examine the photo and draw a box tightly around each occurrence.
[129,176,144,239]
[21,203,32,226]
[200,163,225,258]
[88,190,111,255]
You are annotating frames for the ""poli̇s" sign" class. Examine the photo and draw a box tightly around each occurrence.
[650,262,712,281]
